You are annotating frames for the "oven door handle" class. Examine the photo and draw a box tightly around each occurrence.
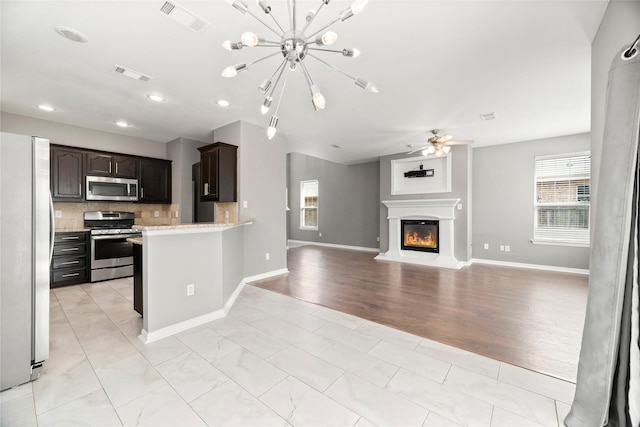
[91,234,141,240]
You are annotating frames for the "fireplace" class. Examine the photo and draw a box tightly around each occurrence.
[401,220,439,253]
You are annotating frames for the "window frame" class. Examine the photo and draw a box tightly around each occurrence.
[300,179,319,231]
[532,151,591,247]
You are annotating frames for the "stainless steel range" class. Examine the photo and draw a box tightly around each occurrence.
[84,211,141,282]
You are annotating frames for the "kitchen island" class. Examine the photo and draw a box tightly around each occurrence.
[132,220,252,343]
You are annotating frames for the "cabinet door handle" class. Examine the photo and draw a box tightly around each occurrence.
[60,247,79,252]
[115,163,118,175]
[141,188,144,199]
[60,260,80,266]
[109,161,112,174]
[61,236,79,240]
[204,183,209,196]
[79,183,82,195]
[62,272,80,278]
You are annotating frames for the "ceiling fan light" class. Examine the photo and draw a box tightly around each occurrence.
[267,116,278,139]
[316,31,337,46]
[342,48,360,57]
[442,146,451,153]
[350,0,369,14]
[261,96,273,114]
[310,85,326,110]
[241,31,260,47]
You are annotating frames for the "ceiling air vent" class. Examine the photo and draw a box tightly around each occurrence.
[158,1,209,32]
[114,65,153,82]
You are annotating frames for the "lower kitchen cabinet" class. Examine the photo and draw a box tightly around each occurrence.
[51,231,89,287]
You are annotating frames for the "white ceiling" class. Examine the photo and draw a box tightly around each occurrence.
[1,0,608,164]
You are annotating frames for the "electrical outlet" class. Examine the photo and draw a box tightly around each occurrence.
[175,211,179,218]
[319,232,322,237]
[505,245,511,252]
[186,284,195,296]
[224,211,229,219]
[154,211,159,218]
[243,200,248,209]
[376,236,380,242]
[499,245,505,251]
[54,210,62,218]
[483,243,489,250]
[457,204,463,210]
[265,252,270,261]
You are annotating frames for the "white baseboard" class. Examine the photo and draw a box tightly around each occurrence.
[287,239,380,253]
[139,309,226,344]
[244,268,289,283]
[469,258,589,275]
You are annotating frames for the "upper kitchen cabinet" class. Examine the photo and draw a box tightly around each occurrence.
[139,158,171,203]
[51,145,84,201]
[198,142,237,202]
[86,152,138,178]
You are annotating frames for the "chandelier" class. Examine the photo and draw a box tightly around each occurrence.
[222,0,378,139]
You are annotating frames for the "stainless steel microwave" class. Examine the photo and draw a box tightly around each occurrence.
[86,176,138,201]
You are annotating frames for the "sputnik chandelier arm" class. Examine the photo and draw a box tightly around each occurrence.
[221,0,378,139]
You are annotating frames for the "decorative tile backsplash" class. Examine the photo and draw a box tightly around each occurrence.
[53,202,179,230]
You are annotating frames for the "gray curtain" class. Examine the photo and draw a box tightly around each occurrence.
[566,42,640,427]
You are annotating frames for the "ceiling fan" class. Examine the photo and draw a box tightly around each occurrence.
[407,130,474,157]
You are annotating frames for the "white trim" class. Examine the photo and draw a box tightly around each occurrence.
[469,258,589,275]
[530,239,589,248]
[287,239,380,253]
[139,308,226,344]
[223,280,246,314]
[244,268,290,283]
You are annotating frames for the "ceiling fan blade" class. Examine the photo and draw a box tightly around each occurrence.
[406,145,430,154]
[445,140,473,146]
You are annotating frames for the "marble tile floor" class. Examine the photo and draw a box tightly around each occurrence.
[1,278,576,427]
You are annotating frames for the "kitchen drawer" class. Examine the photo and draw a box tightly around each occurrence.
[53,243,86,256]
[52,267,88,283]
[51,255,86,270]
[54,232,87,244]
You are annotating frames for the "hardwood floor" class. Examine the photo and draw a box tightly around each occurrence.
[251,245,588,383]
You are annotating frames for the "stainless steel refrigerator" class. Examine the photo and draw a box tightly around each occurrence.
[1,132,51,391]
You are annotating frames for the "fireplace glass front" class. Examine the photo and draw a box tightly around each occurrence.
[401,220,439,253]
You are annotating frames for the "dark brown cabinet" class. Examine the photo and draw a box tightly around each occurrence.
[198,142,237,202]
[51,146,84,201]
[50,231,89,287]
[139,158,171,203]
[86,152,138,178]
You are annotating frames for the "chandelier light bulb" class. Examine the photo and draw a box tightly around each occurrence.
[241,32,259,47]
[305,10,316,23]
[310,85,326,110]
[319,31,337,46]
[256,0,271,13]
[222,40,243,50]
[350,0,369,14]
[221,63,247,77]
[258,79,272,94]
[222,40,232,50]
[342,48,360,58]
[267,116,279,139]
[261,96,273,114]
[355,77,379,93]
[227,0,248,14]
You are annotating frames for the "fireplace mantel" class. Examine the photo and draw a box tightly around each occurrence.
[376,198,463,269]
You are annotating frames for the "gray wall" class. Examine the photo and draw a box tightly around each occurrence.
[287,152,380,249]
[167,137,209,223]
[472,133,590,269]
[214,121,288,278]
[591,1,640,221]
[379,145,472,262]
[0,112,166,158]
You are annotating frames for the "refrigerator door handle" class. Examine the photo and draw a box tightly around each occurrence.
[49,192,55,263]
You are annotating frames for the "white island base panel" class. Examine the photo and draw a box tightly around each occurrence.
[135,221,288,344]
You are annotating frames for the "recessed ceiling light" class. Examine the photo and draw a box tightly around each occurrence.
[116,121,130,128]
[54,26,88,43]
[217,99,230,107]
[147,94,166,103]
[38,104,56,112]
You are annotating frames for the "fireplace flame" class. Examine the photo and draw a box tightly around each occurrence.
[404,231,437,248]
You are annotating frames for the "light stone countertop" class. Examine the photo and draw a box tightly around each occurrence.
[133,219,253,232]
[128,237,143,245]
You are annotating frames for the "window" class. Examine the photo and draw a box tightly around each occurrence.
[300,180,318,230]
[533,152,590,246]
